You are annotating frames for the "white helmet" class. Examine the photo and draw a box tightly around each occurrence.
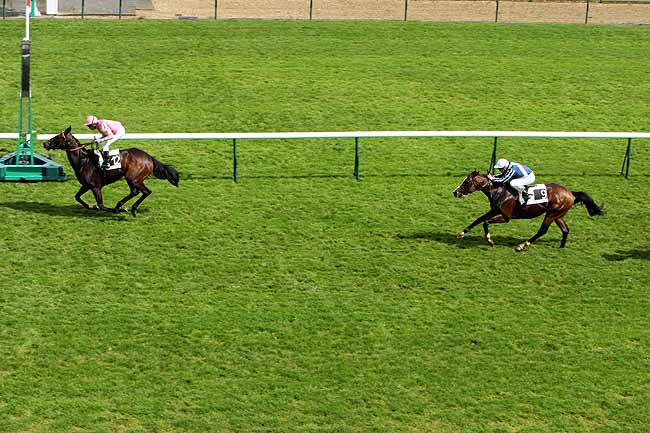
[494,158,509,170]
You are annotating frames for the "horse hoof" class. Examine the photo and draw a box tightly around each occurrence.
[515,241,530,252]
[457,232,465,240]
[115,207,127,213]
[130,208,137,217]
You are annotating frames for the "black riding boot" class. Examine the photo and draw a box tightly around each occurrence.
[101,151,110,170]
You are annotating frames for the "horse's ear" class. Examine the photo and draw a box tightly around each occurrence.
[64,126,72,135]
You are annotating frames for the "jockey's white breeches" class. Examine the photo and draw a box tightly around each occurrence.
[102,127,126,152]
[510,172,535,192]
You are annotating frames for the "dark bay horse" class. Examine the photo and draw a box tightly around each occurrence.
[453,170,603,251]
[43,126,179,216]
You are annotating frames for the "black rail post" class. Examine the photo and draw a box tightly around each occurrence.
[309,0,313,20]
[354,137,360,181]
[488,136,498,173]
[495,0,500,23]
[621,138,632,179]
[119,0,123,19]
[404,0,408,21]
[81,0,85,18]
[215,0,218,19]
[585,0,590,24]
[233,138,238,182]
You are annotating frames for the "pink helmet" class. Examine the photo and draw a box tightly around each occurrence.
[84,115,98,126]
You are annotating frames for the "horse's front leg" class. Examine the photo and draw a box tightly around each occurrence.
[90,187,111,211]
[482,214,508,246]
[458,209,500,240]
[481,204,517,246]
[75,186,92,209]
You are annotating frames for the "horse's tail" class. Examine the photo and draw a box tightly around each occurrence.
[152,158,180,187]
[572,191,604,217]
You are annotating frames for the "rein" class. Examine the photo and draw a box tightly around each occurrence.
[68,142,93,152]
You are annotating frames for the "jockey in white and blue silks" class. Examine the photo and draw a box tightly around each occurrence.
[488,158,535,204]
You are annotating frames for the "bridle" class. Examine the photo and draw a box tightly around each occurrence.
[461,173,491,194]
[45,132,91,152]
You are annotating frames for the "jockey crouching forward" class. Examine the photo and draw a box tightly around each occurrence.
[488,158,535,205]
[84,115,126,170]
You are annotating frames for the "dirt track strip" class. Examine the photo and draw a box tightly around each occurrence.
[136,0,650,24]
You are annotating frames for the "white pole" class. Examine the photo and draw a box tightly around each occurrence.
[25,0,31,40]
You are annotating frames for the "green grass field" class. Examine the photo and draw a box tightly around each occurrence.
[1,19,649,433]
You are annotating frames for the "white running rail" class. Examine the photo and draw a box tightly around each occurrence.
[1,130,650,140]
[1,130,645,180]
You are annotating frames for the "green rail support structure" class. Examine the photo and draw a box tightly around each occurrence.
[0,3,66,182]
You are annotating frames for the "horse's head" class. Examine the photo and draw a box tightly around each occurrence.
[43,126,77,150]
[453,170,490,198]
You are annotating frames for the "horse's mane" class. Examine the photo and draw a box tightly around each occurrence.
[82,148,99,163]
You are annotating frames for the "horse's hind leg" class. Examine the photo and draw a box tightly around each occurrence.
[516,215,554,252]
[555,217,570,248]
[114,184,140,213]
[129,184,151,217]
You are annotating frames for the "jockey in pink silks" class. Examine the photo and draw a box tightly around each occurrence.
[84,115,126,170]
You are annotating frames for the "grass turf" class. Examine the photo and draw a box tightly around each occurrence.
[0,19,649,433]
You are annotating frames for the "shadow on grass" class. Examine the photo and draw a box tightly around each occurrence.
[0,200,130,220]
[603,249,650,261]
[397,231,557,248]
